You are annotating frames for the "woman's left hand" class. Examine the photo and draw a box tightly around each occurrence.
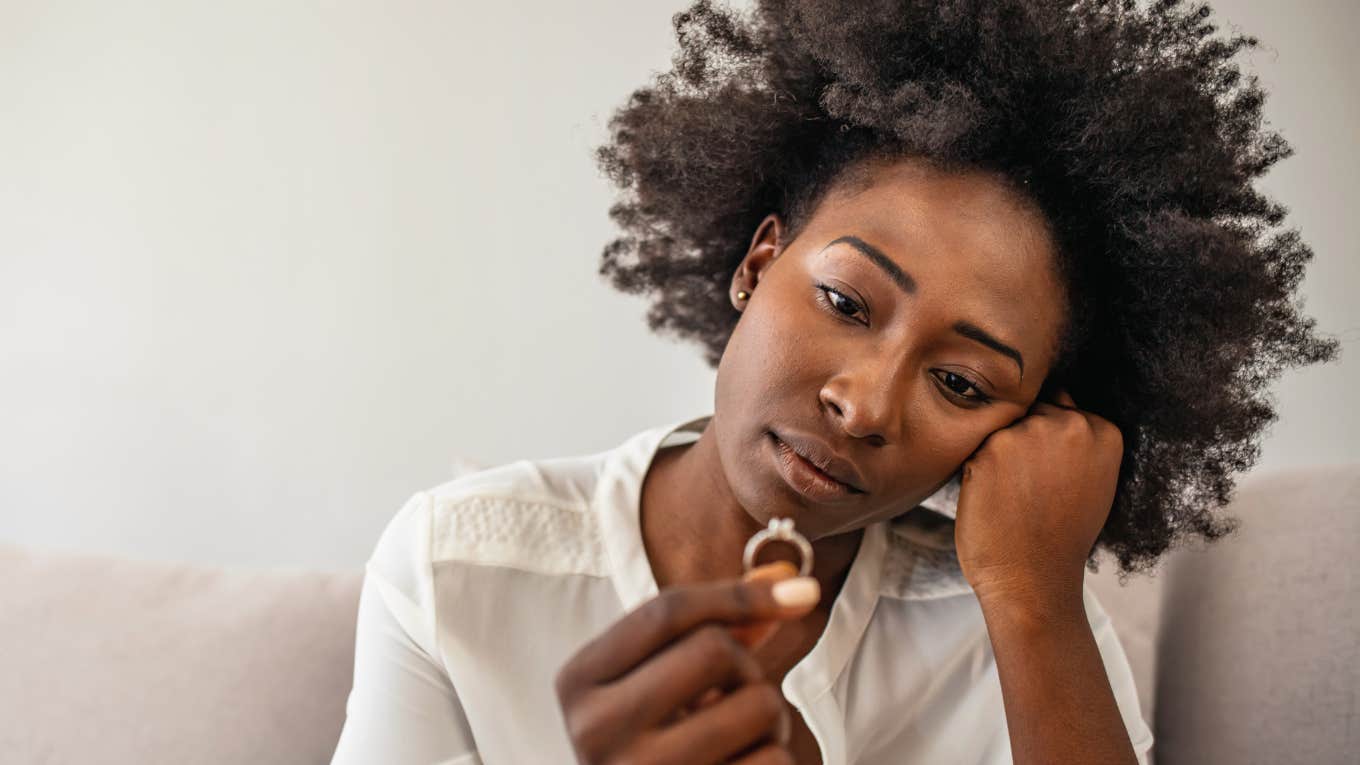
[953,388,1124,609]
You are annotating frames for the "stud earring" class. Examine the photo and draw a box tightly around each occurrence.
[736,290,749,300]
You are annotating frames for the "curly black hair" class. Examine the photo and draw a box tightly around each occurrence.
[593,0,1341,579]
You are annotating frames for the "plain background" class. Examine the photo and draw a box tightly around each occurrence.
[2,0,1356,572]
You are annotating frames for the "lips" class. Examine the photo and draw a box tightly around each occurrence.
[769,429,867,494]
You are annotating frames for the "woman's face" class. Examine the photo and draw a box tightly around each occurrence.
[714,156,1068,541]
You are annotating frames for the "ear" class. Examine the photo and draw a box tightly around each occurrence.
[747,212,785,255]
[730,213,787,309]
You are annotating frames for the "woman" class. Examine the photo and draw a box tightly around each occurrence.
[331,1,1339,763]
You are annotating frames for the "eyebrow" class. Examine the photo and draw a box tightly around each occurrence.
[823,234,1026,378]
[953,321,1025,377]
[825,235,917,295]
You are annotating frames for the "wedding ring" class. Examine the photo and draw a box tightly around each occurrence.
[742,517,814,577]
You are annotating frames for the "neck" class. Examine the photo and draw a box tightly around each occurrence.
[639,419,865,603]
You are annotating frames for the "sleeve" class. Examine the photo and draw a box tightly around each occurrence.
[1082,582,1156,765]
[330,491,482,765]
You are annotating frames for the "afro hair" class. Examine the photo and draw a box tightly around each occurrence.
[593,0,1341,578]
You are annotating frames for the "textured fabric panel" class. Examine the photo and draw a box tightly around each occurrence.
[430,494,609,578]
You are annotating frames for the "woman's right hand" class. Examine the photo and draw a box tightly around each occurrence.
[553,561,820,764]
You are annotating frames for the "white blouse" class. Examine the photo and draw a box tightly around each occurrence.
[330,413,1154,764]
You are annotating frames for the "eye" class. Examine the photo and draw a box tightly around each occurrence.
[932,370,992,404]
[814,283,866,323]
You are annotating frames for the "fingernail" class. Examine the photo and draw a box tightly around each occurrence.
[771,577,820,608]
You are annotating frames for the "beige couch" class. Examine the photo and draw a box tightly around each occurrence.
[2,462,1355,764]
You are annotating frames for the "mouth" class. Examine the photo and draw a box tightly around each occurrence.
[768,431,864,503]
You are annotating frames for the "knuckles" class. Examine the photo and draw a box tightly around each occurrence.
[554,650,592,706]
[729,578,755,615]
[987,407,1121,453]
[751,681,787,722]
[643,587,689,637]
[553,664,576,703]
[1094,417,1124,450]
[963,406,1127,482]
[560,688,614,762]
[554,579,792,765]
[694,623,744,667]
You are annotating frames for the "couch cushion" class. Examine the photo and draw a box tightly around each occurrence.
[1153,462,1360,765]
[0,541,362,764]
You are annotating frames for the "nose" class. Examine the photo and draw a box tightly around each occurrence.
[818,352,913,446]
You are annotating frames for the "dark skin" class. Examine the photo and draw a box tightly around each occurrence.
[556,156,1138,764]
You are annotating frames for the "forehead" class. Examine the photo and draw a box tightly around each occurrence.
[800,159,1066,364]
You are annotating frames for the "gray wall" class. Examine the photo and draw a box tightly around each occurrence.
[1,0,1355,572]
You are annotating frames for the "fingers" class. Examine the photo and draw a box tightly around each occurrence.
[731,744,797,765]
[643,681,792,765]
[1026,386,1079,419]
[562,568,818,689]
[555,562,814,764]
[687,562,801,715]
[606,622,765,732]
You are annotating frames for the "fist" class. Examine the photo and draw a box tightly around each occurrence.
[953,388,1123,605]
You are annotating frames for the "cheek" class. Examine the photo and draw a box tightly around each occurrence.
[720,298,815,398]
[908,402,1002,460]
[890,422,1006,500]
[884,444,971,502]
